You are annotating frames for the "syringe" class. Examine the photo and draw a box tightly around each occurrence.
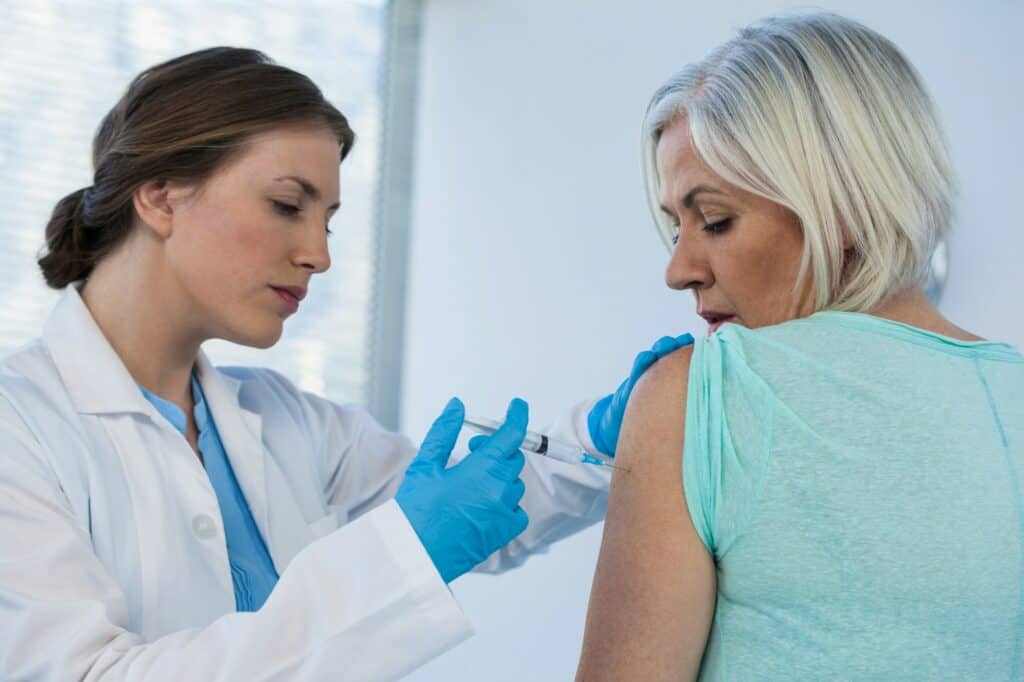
[463,415,628,471]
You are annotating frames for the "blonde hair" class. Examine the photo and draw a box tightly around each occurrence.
[642,12,956,312]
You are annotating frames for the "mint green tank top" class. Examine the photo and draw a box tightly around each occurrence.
[683,312,1024,680]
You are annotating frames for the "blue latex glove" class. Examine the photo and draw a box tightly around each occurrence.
[587,333,695,456]
[396,397,530,583]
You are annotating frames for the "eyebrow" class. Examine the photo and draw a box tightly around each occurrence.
[274,175,341,211]
[659,185,726,216]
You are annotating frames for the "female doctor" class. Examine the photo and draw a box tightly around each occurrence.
[0,48,690,680]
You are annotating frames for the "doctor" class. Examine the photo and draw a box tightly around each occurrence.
[0,47,690,680]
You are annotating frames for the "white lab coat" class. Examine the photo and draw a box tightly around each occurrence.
[0,286,611,681]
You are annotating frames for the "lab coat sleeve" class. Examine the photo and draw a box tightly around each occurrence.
[290,386,419,522]
[295,382,610,574]
[0,411,472,681]
[472,396,612,573]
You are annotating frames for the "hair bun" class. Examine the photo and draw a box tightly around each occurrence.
[38,186,93,289]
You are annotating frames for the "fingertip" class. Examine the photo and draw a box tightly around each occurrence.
[507,397,529,423]
[633,350,655,370]
[514,506,530,532]
[654,335,676,349]
[676,333,695,346]
[431,397,463,428]
[468,435,488,450]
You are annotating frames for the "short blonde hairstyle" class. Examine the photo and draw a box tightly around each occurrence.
[642,12,955,312]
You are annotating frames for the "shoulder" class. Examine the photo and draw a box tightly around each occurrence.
[0,360,68,488]
[616,344,694,473]
[0,338,65,394]
[634,343,694,396]
[218,365,355,409]
[626,344,693,431]
[218,364,293,391]
[217,364,327,424]
[217,364,333,414]
[0,341,79,438]
[215,364,377,437]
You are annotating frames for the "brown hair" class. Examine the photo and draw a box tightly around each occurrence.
[38,47,356,289]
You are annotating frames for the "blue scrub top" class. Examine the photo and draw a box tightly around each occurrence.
[139,373,280,612]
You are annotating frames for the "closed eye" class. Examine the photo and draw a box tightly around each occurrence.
[273,200,301,217]
[275,200,335,237]
[703,218,731,235]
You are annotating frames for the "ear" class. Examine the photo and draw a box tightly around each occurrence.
[132,180,175,239]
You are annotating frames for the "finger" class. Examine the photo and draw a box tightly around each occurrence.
[509,506,529,536]
[650,335,679,356]
[675,332,695,346]
[491,449,526,480]
[508,449,526,477]
[500,478,526,508]
[629,350,656,380]
[468,435,489,450]
[477,398,528,456]
[415,397,464,466]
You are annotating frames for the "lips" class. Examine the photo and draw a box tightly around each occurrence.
[270,285,306,312]
[271,285,307,301]
[698,310,735,335]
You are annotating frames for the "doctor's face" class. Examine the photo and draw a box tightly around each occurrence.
[655,116,815,335]
[163,125,341,348]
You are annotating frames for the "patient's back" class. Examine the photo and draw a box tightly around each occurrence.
[683,311,1024,679]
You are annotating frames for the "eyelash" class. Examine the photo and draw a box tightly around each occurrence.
[704,218,731,235]
[273,201,334,236]
[670,218,732,244]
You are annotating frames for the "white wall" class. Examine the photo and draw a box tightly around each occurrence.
[400,1,1024,679]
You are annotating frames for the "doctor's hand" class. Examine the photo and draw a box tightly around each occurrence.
[587,333,695,457]
[396,397,530,583]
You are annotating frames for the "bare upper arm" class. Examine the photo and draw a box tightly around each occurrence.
[576,345,716,681]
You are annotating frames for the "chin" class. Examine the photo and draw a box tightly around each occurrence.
[227,322,284,349]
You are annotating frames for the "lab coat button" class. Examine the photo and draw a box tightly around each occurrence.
[192,514,218,539]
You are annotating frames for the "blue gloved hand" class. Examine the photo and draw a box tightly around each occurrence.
[587,333,695,456]
[395,397,530,583]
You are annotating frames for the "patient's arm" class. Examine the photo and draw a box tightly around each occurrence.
[576,346,715,681]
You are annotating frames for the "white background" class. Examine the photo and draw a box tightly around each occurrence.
[400,1,1024,679]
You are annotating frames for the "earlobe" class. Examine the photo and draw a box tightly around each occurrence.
[132,180,174,239]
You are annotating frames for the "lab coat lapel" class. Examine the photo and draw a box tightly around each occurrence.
[193,352,314,573]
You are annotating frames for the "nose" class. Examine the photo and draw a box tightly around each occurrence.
[294,223,331,274]
[664,227,712,291]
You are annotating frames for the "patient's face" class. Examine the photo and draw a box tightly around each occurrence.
[655,116,814,334]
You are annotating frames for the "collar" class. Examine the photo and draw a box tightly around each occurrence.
[42,285,245,416]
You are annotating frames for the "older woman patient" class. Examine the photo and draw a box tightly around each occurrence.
[577,12,1023,680]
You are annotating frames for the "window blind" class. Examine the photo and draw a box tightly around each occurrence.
[0,0,387,407]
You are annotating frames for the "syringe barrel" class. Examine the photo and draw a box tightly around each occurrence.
[520,431,545,453]
[463,415,607,466]
[464,415,545,454]
[540,436,588,465]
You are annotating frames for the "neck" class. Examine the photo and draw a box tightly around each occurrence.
[867,287,982,341]
[80,232,204,406]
